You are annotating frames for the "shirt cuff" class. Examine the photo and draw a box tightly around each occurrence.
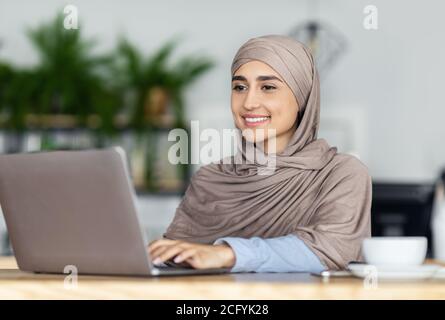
[214,235,326,273]
[213,237,266,273]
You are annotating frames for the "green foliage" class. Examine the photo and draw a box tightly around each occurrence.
[27,14,121,130]
[0,12,215,192]
[115,36,215,129]
[1,13,214,135]
[0,13,215,133]
[0,13,121,132]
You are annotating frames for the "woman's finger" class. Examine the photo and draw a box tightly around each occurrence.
[155,245,188,264]
[185,255,204,269]
[148,239,176,249]
[173,248,197,263]
[149,241,192,257]
[149,244,177,259]
[148,239,179,253]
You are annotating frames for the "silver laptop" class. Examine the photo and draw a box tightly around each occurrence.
[0,147,230,277]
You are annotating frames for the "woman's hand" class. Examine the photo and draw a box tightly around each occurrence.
[147,239,236,269]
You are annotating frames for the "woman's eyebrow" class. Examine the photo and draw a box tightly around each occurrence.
[231,75,283,82]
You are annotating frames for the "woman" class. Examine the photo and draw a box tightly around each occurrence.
[147,35,372,272]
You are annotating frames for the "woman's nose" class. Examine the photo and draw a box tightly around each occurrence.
[243,90,261,110]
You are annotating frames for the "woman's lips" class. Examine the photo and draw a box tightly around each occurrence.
[242,115,271,127]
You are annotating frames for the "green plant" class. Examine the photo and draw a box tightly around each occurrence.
[116,36,215,130]
[0,14,123,133]
[0,62,13,112]
[0,62,43,131]
[11,13,121,133]
[0,13,214,193]
[115,37,214,190]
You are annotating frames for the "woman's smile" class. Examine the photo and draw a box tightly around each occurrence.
[242,113,271,127]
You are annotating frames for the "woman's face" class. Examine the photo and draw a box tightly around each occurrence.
[231,60,299,153]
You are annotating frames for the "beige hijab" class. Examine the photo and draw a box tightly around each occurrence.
[163,35,372,270]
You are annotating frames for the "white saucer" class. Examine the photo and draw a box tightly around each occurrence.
[347,263,443,281]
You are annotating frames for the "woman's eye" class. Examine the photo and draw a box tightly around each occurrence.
[232,85,246,91]
[262,85,276,91]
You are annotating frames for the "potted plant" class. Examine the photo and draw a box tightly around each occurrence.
[26,13,122,134]
[115,36,215,191]
[115,36,214,129]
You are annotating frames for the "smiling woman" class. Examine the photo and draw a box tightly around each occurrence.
[148,34,372,273]
[231,60,300,154]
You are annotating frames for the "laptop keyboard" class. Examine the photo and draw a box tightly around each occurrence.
[159,259,194,269]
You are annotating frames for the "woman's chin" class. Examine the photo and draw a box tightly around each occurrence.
[241,132,267,145]
[241,127,274,141]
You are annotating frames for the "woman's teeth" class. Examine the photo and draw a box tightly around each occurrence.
[244,117,270,123]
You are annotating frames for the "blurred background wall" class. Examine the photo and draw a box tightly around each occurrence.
[0,0,444,254]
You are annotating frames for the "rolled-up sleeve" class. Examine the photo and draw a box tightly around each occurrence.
[213,234,326,273]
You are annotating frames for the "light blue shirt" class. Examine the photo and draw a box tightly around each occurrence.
[213,234,326,273]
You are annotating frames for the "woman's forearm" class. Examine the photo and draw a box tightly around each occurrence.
[213,234,326,273]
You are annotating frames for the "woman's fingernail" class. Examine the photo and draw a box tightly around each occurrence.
[174,256,181,263]
[153,258,162,265]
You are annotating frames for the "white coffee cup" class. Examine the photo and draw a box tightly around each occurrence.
[362,237,427,267]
